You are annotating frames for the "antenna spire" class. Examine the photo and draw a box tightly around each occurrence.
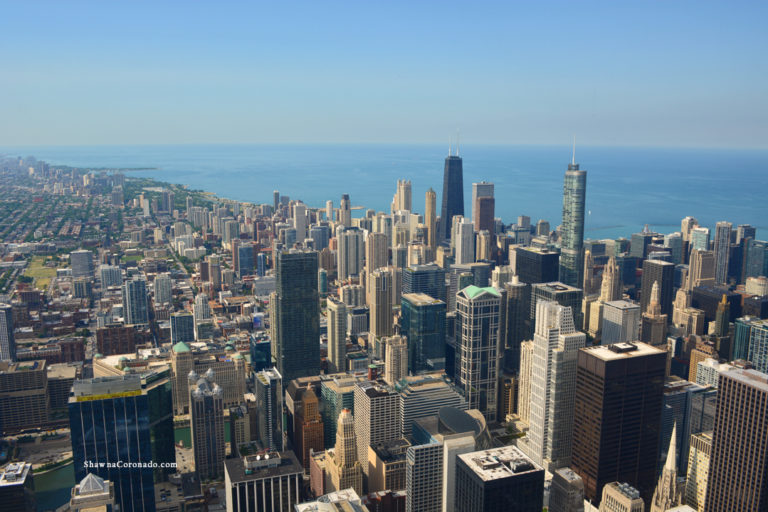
[448,136,452,157]
[456,129,460,157]
[572,135,576,165]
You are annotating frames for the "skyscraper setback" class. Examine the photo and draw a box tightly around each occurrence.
[440,149,464,240]
[559,151,587,288]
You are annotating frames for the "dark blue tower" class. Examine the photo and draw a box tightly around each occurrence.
[441,147,464,240]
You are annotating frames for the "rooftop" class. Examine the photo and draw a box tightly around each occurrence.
[401,293,445,306]
[0,463,31,487]
[604,300,640,310]
[723,369,768,392]
[457,445,542,481]
[534,281,581,293]
[461,285,500,299]
[583,341,664,361]
[224,451,302,483]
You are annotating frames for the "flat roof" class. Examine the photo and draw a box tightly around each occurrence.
[723,369,768,392]
[582,341,665,361]
[401,293,445,306]
[457,445,541,481]
[0,463,31,487]
[604,300,640,310]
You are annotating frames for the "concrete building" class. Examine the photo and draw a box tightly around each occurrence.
[354,381,401,485]
[71,249,95,279]
[549,467,584,512]
[255,368,284,452]
[0,462,35,512]
[598,482,644,512]
[601,300,640,345]
[189,369,225,481]
[224,452,303,512]
[684,431,711,512]
[69,473,117,512]
[406,442,443,512]
[384,335,408,386]
[0,360,48,434]
[327,298,348,374]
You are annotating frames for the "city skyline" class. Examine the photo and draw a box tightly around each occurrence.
[1,1,766,148]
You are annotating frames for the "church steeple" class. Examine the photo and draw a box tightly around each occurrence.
[650,422,683,512]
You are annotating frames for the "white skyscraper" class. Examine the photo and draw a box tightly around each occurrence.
[327,297,347,374]
[526,301,586,471]
[453,217,475,265]
[292,202,308,242]
[154,272,173,305]
[601,300,641,345]
[337,226,364,281]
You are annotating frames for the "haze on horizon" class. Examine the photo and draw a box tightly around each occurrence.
[1,0,766,149]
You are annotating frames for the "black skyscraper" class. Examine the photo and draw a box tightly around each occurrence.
[441,152,464,240]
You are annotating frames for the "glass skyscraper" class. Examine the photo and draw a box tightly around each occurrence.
[274,249,320,381]
[69,370,174,512]
[401,293,447,373]
[559,158,587,288]
[440,153,464,240]
[122,277,149,326]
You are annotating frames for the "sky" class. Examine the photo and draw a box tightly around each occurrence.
[1,1,766,148]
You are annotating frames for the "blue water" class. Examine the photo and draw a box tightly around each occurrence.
[1,144,766,240]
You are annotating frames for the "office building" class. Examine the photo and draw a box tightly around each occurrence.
[0,360,48,434]
[224,452,303,512]
[384,335,408,385]
[0,304,16,362]
[530,282,584,331]
[273,249,320,381]
[122,277,149,325]
[455,445,544,512]
[340,283,365,307]
[559,154,587,288]
[455,286,502,421]
[365,232,389,276]
[514,246,560,285]
[601,300,640,345]
[170,312,195,344]
[475,197,495,234]
[401,293,446,373]
[99,264,122,288]
[440,151,464,240]
[747,318,768,374]
[598,482,644,512]
[321,375,362,448]
[327,297,348,373]
[367,268,396,356]
[640,281,668,347]
[745,239,768,279]
[684,431,711,512]
[398,373,467,436]
[706,369,768,511]
[0,463,35,512]
[69,473,117,512]
[354,381,401,482]
[686,250,715,291]
[549,467,584,512]
[425,188,438,251]
[189,369,225,481]
[406,442,443,512]
[526,301,586,471]
[326,408,364,495]
[690,227,710,252]
[504,278,531,373]
[641,259,675,316]
[69,371,174,512]
[237,242,256,277]
[403,263,446,302]
[154,272,173,304]
[453,217,475,265]
[471,181,494,229]
[338,227,365,281]
[255,368,284,452]
[71,249,95,279]
[367,438,410,494]
[572,342,666,505]
[713,221,732,285]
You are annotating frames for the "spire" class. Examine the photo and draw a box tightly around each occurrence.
[456,129,460,156]
[665,422,678,472]
[448,136,452,156]
[572,135,576,166]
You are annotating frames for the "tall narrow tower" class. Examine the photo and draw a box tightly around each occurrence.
[425,188,437,252]
[440,145,464,240]
[559,143,587,287]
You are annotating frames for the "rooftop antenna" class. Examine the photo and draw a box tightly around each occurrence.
[456,129,460,157]
[572,135,576,165]
[448,136,452,157]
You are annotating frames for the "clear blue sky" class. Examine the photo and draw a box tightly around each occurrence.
[1,1,766,148]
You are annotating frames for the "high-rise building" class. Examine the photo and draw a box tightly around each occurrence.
[236,242,256,277]
[122,277,149,325]
[393,179,412,212]
[69,371,174,512]
[400,293,446,373]
[598,482,645,512]
[367,268,396,355]
[189,369,225,481]
[398,373,467,436]
[365,231,389,277]
[224,452,303,512]
[686,250,715,291]
[475,197,495,234]
[338,226,365,281]
[406,442,444,512]
[530,282,584,332]
[601,300,640,345]
[170,312,195,344]
[255,368,284,452]
[71,249,95,279]
[440,151,464,240]
[0,304,16,362]
[455,445,545,512]
[68,473,117,512]
[0,463,35,512]
[99,264,122,288]
[517,340,534,425]
[559,154,587,288]
[425,188,437,251]
[384,335,408,385]
[0,360,48,435]
[684,431,711,511]
[273,249,319,381]
[339,194,352,228]
[153,272,173,304]
[321,375,362,448]
[640,281,668,347]
[471,181,494,228]
[327,297,347,374]
[403,263,446,302]
[571,342,666,505]
[706,369,768,511]
[713,221,732,285]
[549,467,584,512]
[455,286,502,421]
[641,259,675,316]
[453,217,475,265]
[513,246,560,284]
[504,278,531,373]
[354,381,401,483]
[328,408,364,495]
[526,302,586,471]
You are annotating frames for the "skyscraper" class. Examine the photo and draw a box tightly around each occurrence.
[425,188,437,252]
[713,221,732,285]
[329,408,364,495]
[273,249,320,381]
[455,285,503,421]
[122,277,149,326]
[354,381,401,484]
[440,150,464,240]
[153,272,172,305]
[687,249,715,291]
[327,297,347,374]
[189,369,225,481]
[71,249,95,279]
[69,371,174,512]
[170,312,195,344]
[367,267,396,356]
[549,468,585,512]
[559,152,587,288]
[406,442,444,512]
[640,281,668,347]
[706,369,768,511]
[339,193,352,227]
[526,302,586,471]
[0,304,16,362]
[393,179,412,212]
[472,181,494,230]
[401,293,446,373]
[601,300,640,345]
[402,263,446,302]
[365,231,389,277]
[641,259,675,316]
[384,335,408,385]
[649,423,684,512]
[337,226,364,281]
[571,342,666,505]
[453,216,475,265]
[255,368,284,452]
